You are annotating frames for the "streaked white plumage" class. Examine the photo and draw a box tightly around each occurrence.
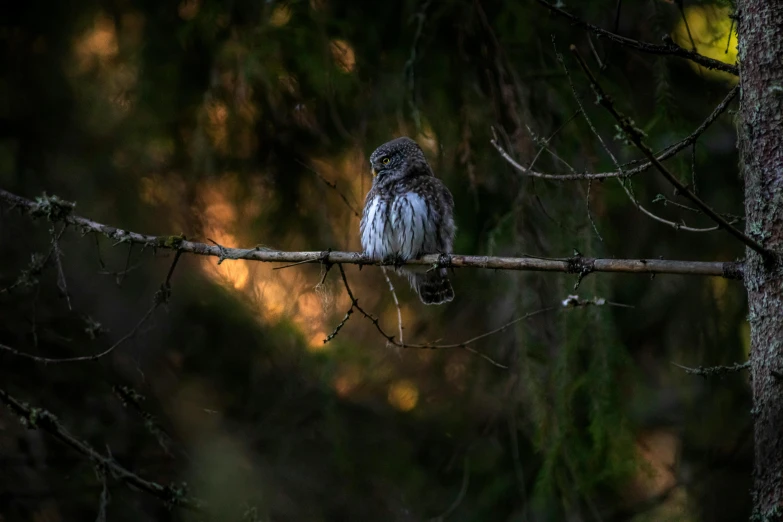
[361,193,436,262]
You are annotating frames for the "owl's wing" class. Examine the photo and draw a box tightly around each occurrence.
[408,174,456,254]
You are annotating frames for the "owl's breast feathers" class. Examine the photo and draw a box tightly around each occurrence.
[360,174,455,261]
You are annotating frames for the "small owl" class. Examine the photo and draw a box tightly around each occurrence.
[360,137,456,305]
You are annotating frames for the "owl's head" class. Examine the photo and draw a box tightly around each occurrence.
[369,137,430,181]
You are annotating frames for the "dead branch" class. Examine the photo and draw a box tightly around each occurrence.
[672,361,750,377]
[568,46,773,259]
[555,43,722,233]
[535,0,738,75]
[0,250,183,363]
[491,85,738,181]
[0,387,203,511]
[334,265,636,369]
[0,188,746,279]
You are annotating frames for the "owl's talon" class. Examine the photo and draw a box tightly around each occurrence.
[437,253,452,268]
[380,254,403,268]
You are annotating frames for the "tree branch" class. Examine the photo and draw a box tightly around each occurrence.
[568,47,773,259]
[0,188,746,279]
[672,360,750,377]
[0,387,203,511]
[491,85,738,181]
[535,0,738,76]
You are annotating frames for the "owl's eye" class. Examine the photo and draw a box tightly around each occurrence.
[382,157,390,165]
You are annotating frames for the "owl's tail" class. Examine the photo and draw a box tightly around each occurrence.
[409,268,454,305]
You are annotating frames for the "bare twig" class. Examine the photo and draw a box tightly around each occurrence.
[94,237,139,285]
[51,224,71,310]
[675,0,698,52]
[725,17,735,54]
[0,387,203,511]
[0,305,156,363]
[404,0,433,132]
[491,86,738,181]
[535,0,738,75]
[671,360,750,377]
[296,159,361,217]
[0,250,183,363]
[336,267,629,369]
[324,307,353,344]
[337,264,511,368]
[555,45,721,234]
[113,385,176,457]
[569,47,773,258]
[95,464,110,522]
[430,455,470,522]
[119,242,134,285]
[586,179,605,242]
[587,35,605,71]
[0,188,746,278]
[691,142,698,195]
[382,267,404,345]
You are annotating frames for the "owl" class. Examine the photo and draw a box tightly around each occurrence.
[360,137,456,305]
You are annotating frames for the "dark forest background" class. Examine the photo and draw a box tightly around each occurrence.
[0,1,749,521]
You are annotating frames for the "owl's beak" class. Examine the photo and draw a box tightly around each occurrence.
[371,168,377,177]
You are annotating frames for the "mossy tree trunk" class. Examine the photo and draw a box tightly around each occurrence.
[738,1,783,519]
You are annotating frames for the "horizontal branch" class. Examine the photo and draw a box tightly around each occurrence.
[672,360,750,377]
[0,188,744,280]
[535,0,739,76]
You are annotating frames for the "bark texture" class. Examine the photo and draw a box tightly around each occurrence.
[738,1,783,519]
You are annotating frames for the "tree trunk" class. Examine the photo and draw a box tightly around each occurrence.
[739,1,783,519]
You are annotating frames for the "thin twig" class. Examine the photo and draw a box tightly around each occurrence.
[725,17,735,54]
[51,224,71,310]
[335,266,628,369]
[95,464,110,522]
[334,263,634,369]
[587,35,605,71]
[675,0,698,52]
[430,455,471,522]
[0,250,183,363]
[0,305,156,363]
[337,264,510,367]
[535,0,738,75]
[382,267,404,345]
[586,175,605,243]
[323,307,353,344]
[690,141,698,195]
[113,385,176,457]
[0,387,203,510]
[296,159,361,217]
[570,46,773,258]
[491,86,738,181]
[555,45,720,233]
[671,360,750,377]
[404,0,433,133]
[119,242,134,285]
